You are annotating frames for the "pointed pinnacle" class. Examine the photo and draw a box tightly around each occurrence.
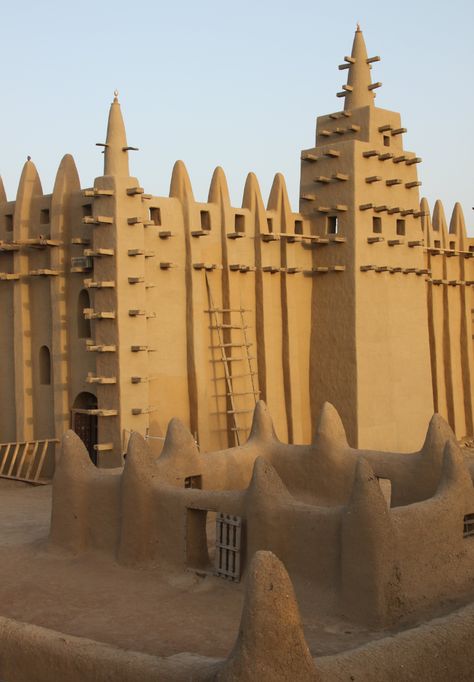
[343,27,375,111]
[103,93,129,177]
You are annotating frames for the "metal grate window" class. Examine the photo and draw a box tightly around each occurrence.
[463,514,474,538]
[215,513,243,582]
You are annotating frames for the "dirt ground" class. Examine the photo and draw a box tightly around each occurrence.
[0,479,471,660]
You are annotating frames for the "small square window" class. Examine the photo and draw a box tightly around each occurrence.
[463,513,474,538]
[372,217,382,233]
[294,220,303,235]
[185,475,202,489]
[434,239,441,248]
[82,204,92,217]
[5,214,13,231]
[383,135,390,147]
[234,214,245,233]
[396,219,405,236]
[40,208,50,225]
[200,210,211,230]
[449,241,456,250]
[149,207,162,226]
[327,216,338,234]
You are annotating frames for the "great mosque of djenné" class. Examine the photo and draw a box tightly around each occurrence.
[0,25,471,473]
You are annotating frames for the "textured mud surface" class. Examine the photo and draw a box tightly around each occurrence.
[0,480,472,662]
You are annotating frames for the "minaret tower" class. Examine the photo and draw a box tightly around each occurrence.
[301,27,433,451]
[84,93,149,465]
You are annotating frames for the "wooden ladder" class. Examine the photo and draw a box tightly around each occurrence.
[0,439,58,484]
[205,275,259,445]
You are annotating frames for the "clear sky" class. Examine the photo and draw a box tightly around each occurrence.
[1,0,473,231]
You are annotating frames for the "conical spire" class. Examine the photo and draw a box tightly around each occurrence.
[103,91,130,177]
[342,26,377,111]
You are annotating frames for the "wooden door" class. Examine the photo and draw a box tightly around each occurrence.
[72,411,98,465]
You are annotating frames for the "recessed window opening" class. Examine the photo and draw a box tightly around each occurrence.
[185,475,202,489]
[434,239,441,248]
[82,204,92,217]
[294,220,303,234]
[234,213,245,233]
[327,216,338,234]
[266,217,273,232]
[149,207,162,226]
[39,345,51,385]
[383,135,390,147]
[200,210,211,231]
[372,216,382,233]
[463,513,474,538]
[396,219,406,236]
[40,209,50,225]
[5,214,13,232]
[449,240,456,250]
[185,508,216,572]
[77,289,92,339]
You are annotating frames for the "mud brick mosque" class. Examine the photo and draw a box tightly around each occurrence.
[0,26,472,468]
[0,26,473,682]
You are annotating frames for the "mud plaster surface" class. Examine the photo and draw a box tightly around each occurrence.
[0,480,472,661]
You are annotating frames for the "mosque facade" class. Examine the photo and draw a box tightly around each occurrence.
[0,28,472,466]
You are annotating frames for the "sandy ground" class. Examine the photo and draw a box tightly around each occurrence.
[0,480,471,660]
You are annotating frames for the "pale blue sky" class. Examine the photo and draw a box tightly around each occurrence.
[1,0,473,230]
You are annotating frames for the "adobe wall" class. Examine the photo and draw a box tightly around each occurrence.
[141,163,313,452]
[0,615,199,682]
[2,553,474,682]
[0,157,97,452]
[302,99,434,452]
[50,401,474,628]
[0,150,315,461]
[0,190,16,441]
[300,27,474,450]
[422,199,474,441]
[317,600,474,682]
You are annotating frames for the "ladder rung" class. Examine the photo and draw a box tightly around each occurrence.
[210,357,245,363]
[214,372,257,379]
[204,308,251,313]
[235,390,260,396]
[212,391,261,398]
[209,343,252,348]
[209,325,248,330]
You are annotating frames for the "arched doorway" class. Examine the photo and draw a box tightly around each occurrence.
[71,392,98,465]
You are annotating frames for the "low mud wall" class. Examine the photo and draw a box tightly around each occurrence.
[0,616,211,682]
[1,602,474,682]
[318,601,474,682]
